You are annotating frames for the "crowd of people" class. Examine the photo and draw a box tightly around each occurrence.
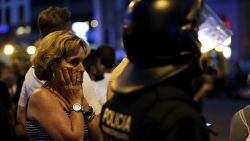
[0,0,250,141]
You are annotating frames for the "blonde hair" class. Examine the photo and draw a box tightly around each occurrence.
[31,31,90,80]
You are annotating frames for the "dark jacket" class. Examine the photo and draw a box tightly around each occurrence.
[100,83,209,141]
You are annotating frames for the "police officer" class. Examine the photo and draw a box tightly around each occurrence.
[100,0,210,140]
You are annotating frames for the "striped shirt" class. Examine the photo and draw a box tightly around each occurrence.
[26,109,90,141]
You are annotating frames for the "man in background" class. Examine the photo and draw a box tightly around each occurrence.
[16,6,101,132]
[83,49,108,106]
[97,44,116,74]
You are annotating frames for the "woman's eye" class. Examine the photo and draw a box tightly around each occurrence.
[70,60,79,66]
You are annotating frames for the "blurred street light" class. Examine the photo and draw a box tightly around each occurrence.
[215,45,224,52]
[25,26,32,34]
[90,20,98,28]
[16,26,32,35]
[16,26,25,35]
[26,45,36,55]
[72,22,89,41]
[4,44,15,55]
[222,46,231,59]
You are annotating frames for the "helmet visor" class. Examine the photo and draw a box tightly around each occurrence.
[198,4,233,53]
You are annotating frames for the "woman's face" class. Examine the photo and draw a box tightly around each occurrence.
[54,47,87,82]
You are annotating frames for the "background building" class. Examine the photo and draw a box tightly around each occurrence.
[0,0,249,67]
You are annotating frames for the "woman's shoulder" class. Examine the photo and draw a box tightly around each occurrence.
[29,87,54,105]
[31,87,50,97]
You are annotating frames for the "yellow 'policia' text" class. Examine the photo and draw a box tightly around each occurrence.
[102,108,132,132]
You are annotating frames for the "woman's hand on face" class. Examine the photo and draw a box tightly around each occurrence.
[58,67,83,103]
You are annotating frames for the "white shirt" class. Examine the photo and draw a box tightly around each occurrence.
[92,73,111,106]
[18,67,101,114]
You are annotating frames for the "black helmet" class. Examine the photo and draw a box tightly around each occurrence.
[113,0,232,94]
[122,0,203,67]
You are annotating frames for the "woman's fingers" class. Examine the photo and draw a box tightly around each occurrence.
[62,68,72,85]
[76,71,82,85]
[58,70,66,86]
[71,68,77,85]
[80,71,84,83]
[60,67,83,86]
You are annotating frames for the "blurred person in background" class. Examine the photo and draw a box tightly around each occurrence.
[83,49,108,106]
[0,61,12,140]
[100,0,210,140]
[193,58,216,107]
[227,62,249,98]
[26,31,102,141]
[97,44,116,74]
[0,62,19,140]
[0,60,30,140]
[16,6,101,140]
[1,65,17,97]
[84,49,105,82]
[106,57,129,101]
[97,44,116,102]
[11,58,31,106]
[10,58,31,141]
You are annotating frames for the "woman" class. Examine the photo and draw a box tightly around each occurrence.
[26,31,102,141]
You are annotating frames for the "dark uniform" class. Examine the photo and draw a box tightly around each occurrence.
[100,0,212,140]
[101,86,209,141]
[100,65,209,141]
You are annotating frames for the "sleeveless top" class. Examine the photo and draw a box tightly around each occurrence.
[26,101,90,141]
[26,108,90,141]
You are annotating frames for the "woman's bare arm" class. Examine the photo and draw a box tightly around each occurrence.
[27,88,84,141]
